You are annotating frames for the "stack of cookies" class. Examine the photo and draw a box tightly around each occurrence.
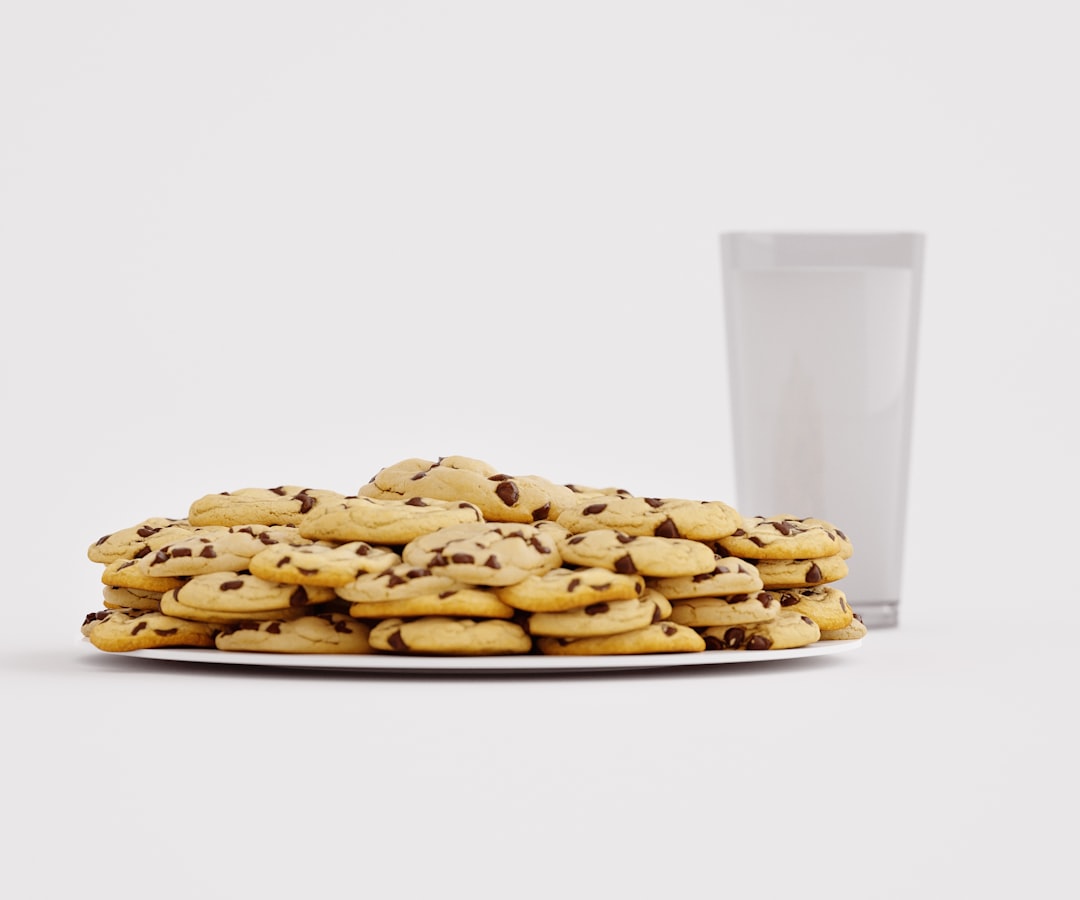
[81,455,866,657]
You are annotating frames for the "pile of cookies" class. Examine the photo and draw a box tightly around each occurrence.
[81,455,867,657]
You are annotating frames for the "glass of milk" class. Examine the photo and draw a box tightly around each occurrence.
[720,232,925,628]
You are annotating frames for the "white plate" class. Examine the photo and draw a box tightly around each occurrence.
[80,637,862,674]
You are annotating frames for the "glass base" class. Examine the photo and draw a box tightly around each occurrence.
[850,600,899,629]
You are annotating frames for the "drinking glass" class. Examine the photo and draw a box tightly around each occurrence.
[720,232,925,628]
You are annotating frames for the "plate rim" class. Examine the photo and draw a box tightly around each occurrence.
[78,636,863,674]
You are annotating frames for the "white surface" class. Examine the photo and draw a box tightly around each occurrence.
[79,636,862,672]
[2,1,1078,897]
[6,620,1076,899]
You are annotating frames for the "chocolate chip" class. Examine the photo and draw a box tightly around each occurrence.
[405,497,428,507]
[131,622,148,635]
[197,546,216,559]
[661,623,677,636]
[450,553,475,564]
[584,602,609,616]
[267,622,282,634]
[220,580,244,591]
[724,626,745,647]
[152,628,179,637]
[494,480,519,507]
[615,533,636,544]
[654,518,680,538]
[614,555,637,574]
[747,634,772,650]
[531,503,550,521]
[567,577,581,592]
[644,498,663,508]
[389,629,408,651]
[483,555,501,569]
[806,563,823,583]
[583,503,607,515]
[289,586,308,607]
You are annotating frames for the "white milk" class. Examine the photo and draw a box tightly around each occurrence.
[722,244,922,628]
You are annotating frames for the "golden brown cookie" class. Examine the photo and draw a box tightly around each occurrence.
[750,555,849,589]
[101,585,163,611]
[715,515,850,560]
[188,486,347,527]
[556,529,715,578]
[135,525,309,577]
[159,588,310,625]
[248,540,401,587]
[214,613,372,654]
[764,585,854,631]
[524,588,671,638]
[298,495,483,545]
[666,591,781,627]
[87,518,200,564]
[368,616,532,655]
[401,521,562,587]
[100,557,188,594]
[700,609,821,651]
[819,612,868,641]
[536,621,705,655]
[335,563,463,604]
[493,566,645,612]
[647,555,763,599]
[82,607,215,652]
[171,571,335,614]
[556,495,741,541]
[359,455,576,523]
[348,587,516,620]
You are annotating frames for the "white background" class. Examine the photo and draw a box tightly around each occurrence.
[2,1,1077,897]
